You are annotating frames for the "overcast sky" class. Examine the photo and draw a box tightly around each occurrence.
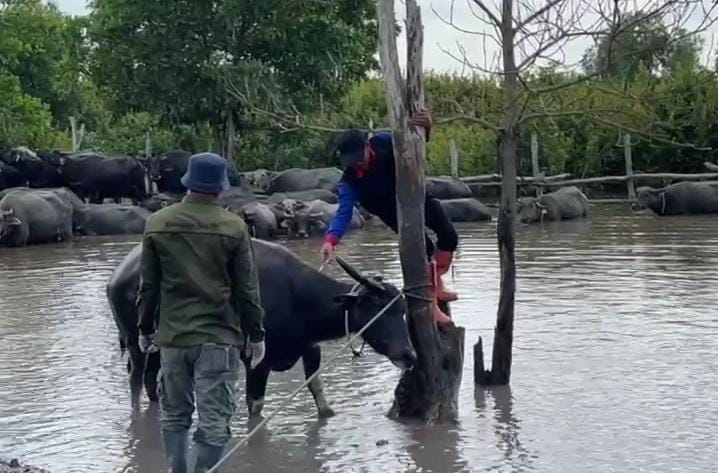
[57,0,718,74]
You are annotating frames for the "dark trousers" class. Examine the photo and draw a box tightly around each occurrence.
[159,344,241,447]
[377,195,458,260]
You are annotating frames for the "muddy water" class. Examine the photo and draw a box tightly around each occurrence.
[1,205,717,473]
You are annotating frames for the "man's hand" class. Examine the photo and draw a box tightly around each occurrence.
[246,340,266,370]
[139,332,159,354]
[320,241,335,263]
[410,109,433,131]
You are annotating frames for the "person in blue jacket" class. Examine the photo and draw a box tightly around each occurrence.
[320,110,458,325]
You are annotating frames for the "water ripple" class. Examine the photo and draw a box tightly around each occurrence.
[1,207,718,472]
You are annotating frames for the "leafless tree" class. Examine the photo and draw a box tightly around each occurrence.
[432,0,718,385]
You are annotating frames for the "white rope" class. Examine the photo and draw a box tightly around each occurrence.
[345,283,362,356]
[206,290,403,473]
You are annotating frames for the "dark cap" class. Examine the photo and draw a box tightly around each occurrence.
[180,152,230,194]
[335,129,368,168]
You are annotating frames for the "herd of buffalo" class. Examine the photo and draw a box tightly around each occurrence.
[2,145,718,248]
[5,145,718,417]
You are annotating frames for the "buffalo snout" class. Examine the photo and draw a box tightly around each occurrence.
[389,347,417,371]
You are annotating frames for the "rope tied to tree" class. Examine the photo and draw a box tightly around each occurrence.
[402,282,433,303]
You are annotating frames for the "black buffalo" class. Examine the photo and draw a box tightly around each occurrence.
[0,189,74,246]
[147,150,191,193]
[276,199,364,238]
[0,186,86,231]
[427,177,473,200]
[240,169,277,192]
[219,186,258,212]
[61,152,147,203]
[439,198,493,222]
[139,192,182,212]
[149,150,241,193]
[106,241,416,416]
[267,167,342,193]
[632,181,718,215]
[75,204,151,235]
[518,186,589,224]
[0,162,27,190]
[7,147,65,188]
[237,202,278,240]
[267,189,338,204]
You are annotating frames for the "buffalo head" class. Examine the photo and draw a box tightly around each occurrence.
[0,209,22,242]
[147,155,169,182]
[275,199,325,238]
[517,197,547,224]
[632,186,662,213]
[333,256,416,370]
[10,147,40,164]
[241,206,261,237]
[291,207,325,238]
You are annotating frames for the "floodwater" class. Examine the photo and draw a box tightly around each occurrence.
[1,204,717,473]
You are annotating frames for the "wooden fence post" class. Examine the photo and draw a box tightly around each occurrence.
[70,116,78,152]
[449,139,459,178]
[530,131,541,196]
[624,133,635,200]
[145,129,153,159]
[78,123,85,151]
[226,111,236,162]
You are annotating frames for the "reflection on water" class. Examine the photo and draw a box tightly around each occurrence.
[1,205,718,472]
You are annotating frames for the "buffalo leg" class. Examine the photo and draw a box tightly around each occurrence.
[128,344,145,405]
[144,351,161,402]
[245,364,270,418]
[302,345,335,418]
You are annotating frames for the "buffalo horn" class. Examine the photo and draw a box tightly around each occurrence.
[335,256,384,292]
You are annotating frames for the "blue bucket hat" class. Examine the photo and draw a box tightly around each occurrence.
[181,153,230,194]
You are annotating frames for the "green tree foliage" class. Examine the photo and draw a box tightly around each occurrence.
[582,11,702,80]
[0,74,60,148]
[1,0,716,180]
[89,0,377,128]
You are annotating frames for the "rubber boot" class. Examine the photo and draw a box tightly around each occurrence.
[428,263,452,325]
[194,442,225,473]
[434,250,459,302]
[162,429,189,473]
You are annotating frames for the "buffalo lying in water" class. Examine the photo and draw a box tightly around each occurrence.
[632,181,718,216]
[439,198,493,222]
[518,186,589,224]
[106,240,416,417]
[75,204,151,236]
[0,189,74,246]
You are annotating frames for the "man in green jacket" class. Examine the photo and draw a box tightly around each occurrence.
[136,152,266,473]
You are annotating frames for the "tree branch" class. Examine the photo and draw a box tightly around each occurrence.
[589,116,712,151]
[514,0,565,32]
[436,114,502,132]
[470,0,501,28]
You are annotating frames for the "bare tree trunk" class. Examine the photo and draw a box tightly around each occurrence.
[377,0,464,422]
[476,0,517,386]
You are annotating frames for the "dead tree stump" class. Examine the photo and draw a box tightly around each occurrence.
[377,0,465,422]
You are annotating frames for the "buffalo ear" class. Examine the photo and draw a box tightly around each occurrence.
[333,293,359,309]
